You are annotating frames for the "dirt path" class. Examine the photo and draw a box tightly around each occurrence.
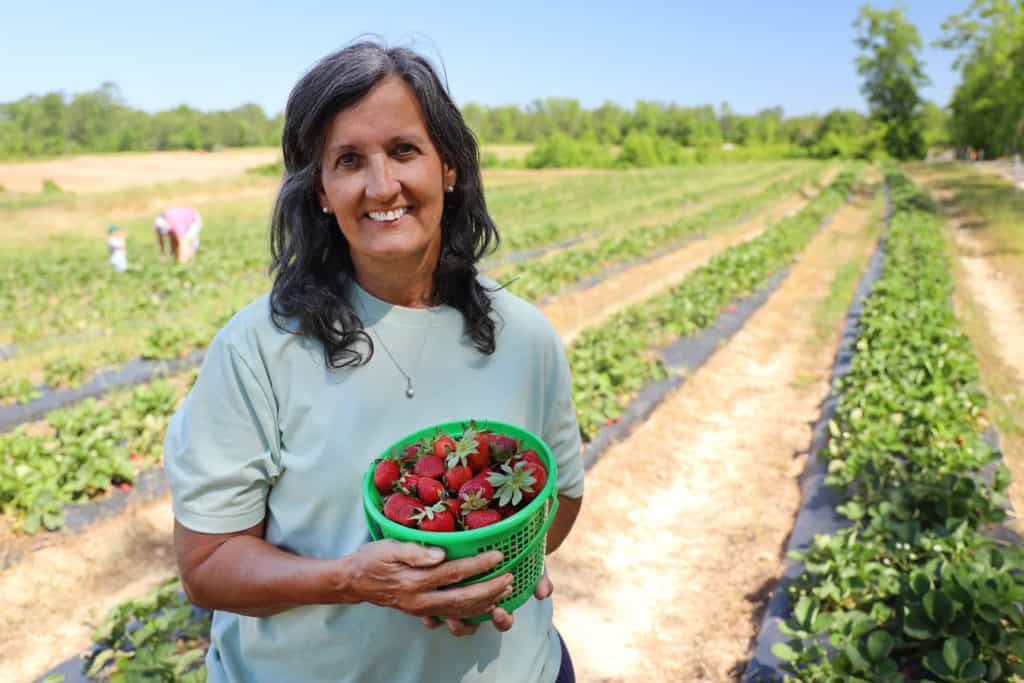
[545,169,837,346]
[0,148,281,194]
[0,501,177,681]
[2,177,838,682]
[549,185,878,682]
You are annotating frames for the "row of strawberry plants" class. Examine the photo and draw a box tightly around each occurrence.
[567,166,859,439]
[0,378,182,533]
[1,164,805,403]
[505,166,822,302]
[770,168,1024,682]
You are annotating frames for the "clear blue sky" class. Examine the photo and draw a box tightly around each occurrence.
[1,0,967,117]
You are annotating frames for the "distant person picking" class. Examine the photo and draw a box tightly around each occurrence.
[107,224,127,272]
[154,206,202,263]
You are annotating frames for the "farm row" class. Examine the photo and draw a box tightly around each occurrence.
[0,161,815,404]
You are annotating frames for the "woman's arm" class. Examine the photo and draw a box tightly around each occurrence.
[174,520,514,620]
[546,494,582,554]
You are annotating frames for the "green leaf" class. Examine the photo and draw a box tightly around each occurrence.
[942,637,973,674]
[866,630,894,661]
[86,649,116,677]
[923,650,951,678]
[960,659,986,680]
[844,642,872,672]
[771,642,799,662]
[924,590,956,627]
[904,607,937,640]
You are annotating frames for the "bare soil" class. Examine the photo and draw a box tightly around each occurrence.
[0,148,280,194]
[549,185,877,682]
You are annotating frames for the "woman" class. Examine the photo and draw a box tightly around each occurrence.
[165,41,584,682]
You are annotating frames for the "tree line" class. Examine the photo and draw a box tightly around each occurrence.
[0,82,283,159]
[2,1,1020,164]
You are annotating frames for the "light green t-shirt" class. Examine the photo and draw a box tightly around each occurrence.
[164,276,585,683]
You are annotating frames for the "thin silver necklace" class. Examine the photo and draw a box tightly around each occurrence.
[359,302,429,399]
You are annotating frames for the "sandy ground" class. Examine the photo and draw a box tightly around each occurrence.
[975,160,1024,191]
[550,185,877,682]
[545,169,838,346]
[0,184,851,682]
[0,148,281,194]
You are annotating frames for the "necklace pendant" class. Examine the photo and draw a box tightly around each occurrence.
[405,380,415,399]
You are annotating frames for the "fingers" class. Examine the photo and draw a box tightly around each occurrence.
[491,607,515,632]
[412,573,513,619]
[445,618,481,637]
[419,550,504,590]
[420,616,443,629]
[385,540,447,568]
[534,572,554,600]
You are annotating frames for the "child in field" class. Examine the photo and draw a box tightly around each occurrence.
[154,206,202,264]
[107,224,127,272]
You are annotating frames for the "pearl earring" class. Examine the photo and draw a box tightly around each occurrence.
[445,186,454,193]
[321,206,330,214]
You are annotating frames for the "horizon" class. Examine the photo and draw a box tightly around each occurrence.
[2,0,965,119]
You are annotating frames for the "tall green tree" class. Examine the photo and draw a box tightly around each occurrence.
[854,4,929,159]
[937,0,1024,156]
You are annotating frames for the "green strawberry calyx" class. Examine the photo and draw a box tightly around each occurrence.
[411,502,448,523]
[487,462,538,507]
[446,435,479,468]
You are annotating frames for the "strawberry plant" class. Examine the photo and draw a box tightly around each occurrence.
[568,167,860,439]
[84,577,210,682]
[770,168,1024,682]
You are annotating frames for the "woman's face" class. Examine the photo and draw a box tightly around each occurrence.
[318,76,455,276]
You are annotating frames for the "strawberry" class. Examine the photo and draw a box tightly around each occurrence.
[373,459,401,494]
[395,472,421,495]
[119,482,132,492]
[432,434,456,458]
[488,461,542,506]
[413,454,445,479]
[413,503,456,532]
[459,425,492,473]
[383,493,422,527]
[444,464,474,493]
[417,477,446,505]
[490,435,519,464]
[458,474,494,503]
[465,509,502,529]
[518,449,543,469]
[441,498,462,516]
[401,443,422,464]
[496,503,518,519]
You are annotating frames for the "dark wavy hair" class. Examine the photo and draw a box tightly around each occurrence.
[269,41,500,368]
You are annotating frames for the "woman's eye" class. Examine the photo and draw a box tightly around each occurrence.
[337,153,359,168]
[395,143,416,156]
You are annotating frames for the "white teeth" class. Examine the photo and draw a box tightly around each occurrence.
[368,208,409,222]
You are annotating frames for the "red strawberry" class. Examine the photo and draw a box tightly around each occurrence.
[490,435,519,463]
[383,493,422,527]
[401,443,422,463]
[396,472,421,496]
[442,498,462,516]
[432,434,456,458]
[417,477,446,505]
[444,465,474,492]
[496,503,518,519]
[413,455,445,479]
[458,475,494,503]
[373,459,401,494]
[413,503,456,532]
[519,449,543,469]
[465,509,502,529]
[119,482,132,492]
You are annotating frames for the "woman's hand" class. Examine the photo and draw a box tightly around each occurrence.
[342,539,513,621]
[420,570,554,637]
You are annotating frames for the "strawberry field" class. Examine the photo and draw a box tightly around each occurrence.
[4,158,1023,683]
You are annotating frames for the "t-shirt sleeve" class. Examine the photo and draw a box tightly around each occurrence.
[541,329,585,499]
[164,328,282,533]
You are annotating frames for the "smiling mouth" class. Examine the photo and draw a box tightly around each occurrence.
[366,207,411,223]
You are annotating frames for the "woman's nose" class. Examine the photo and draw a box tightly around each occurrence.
[365,156,400,201]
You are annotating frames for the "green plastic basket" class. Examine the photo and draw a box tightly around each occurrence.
[363,419,559,623]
